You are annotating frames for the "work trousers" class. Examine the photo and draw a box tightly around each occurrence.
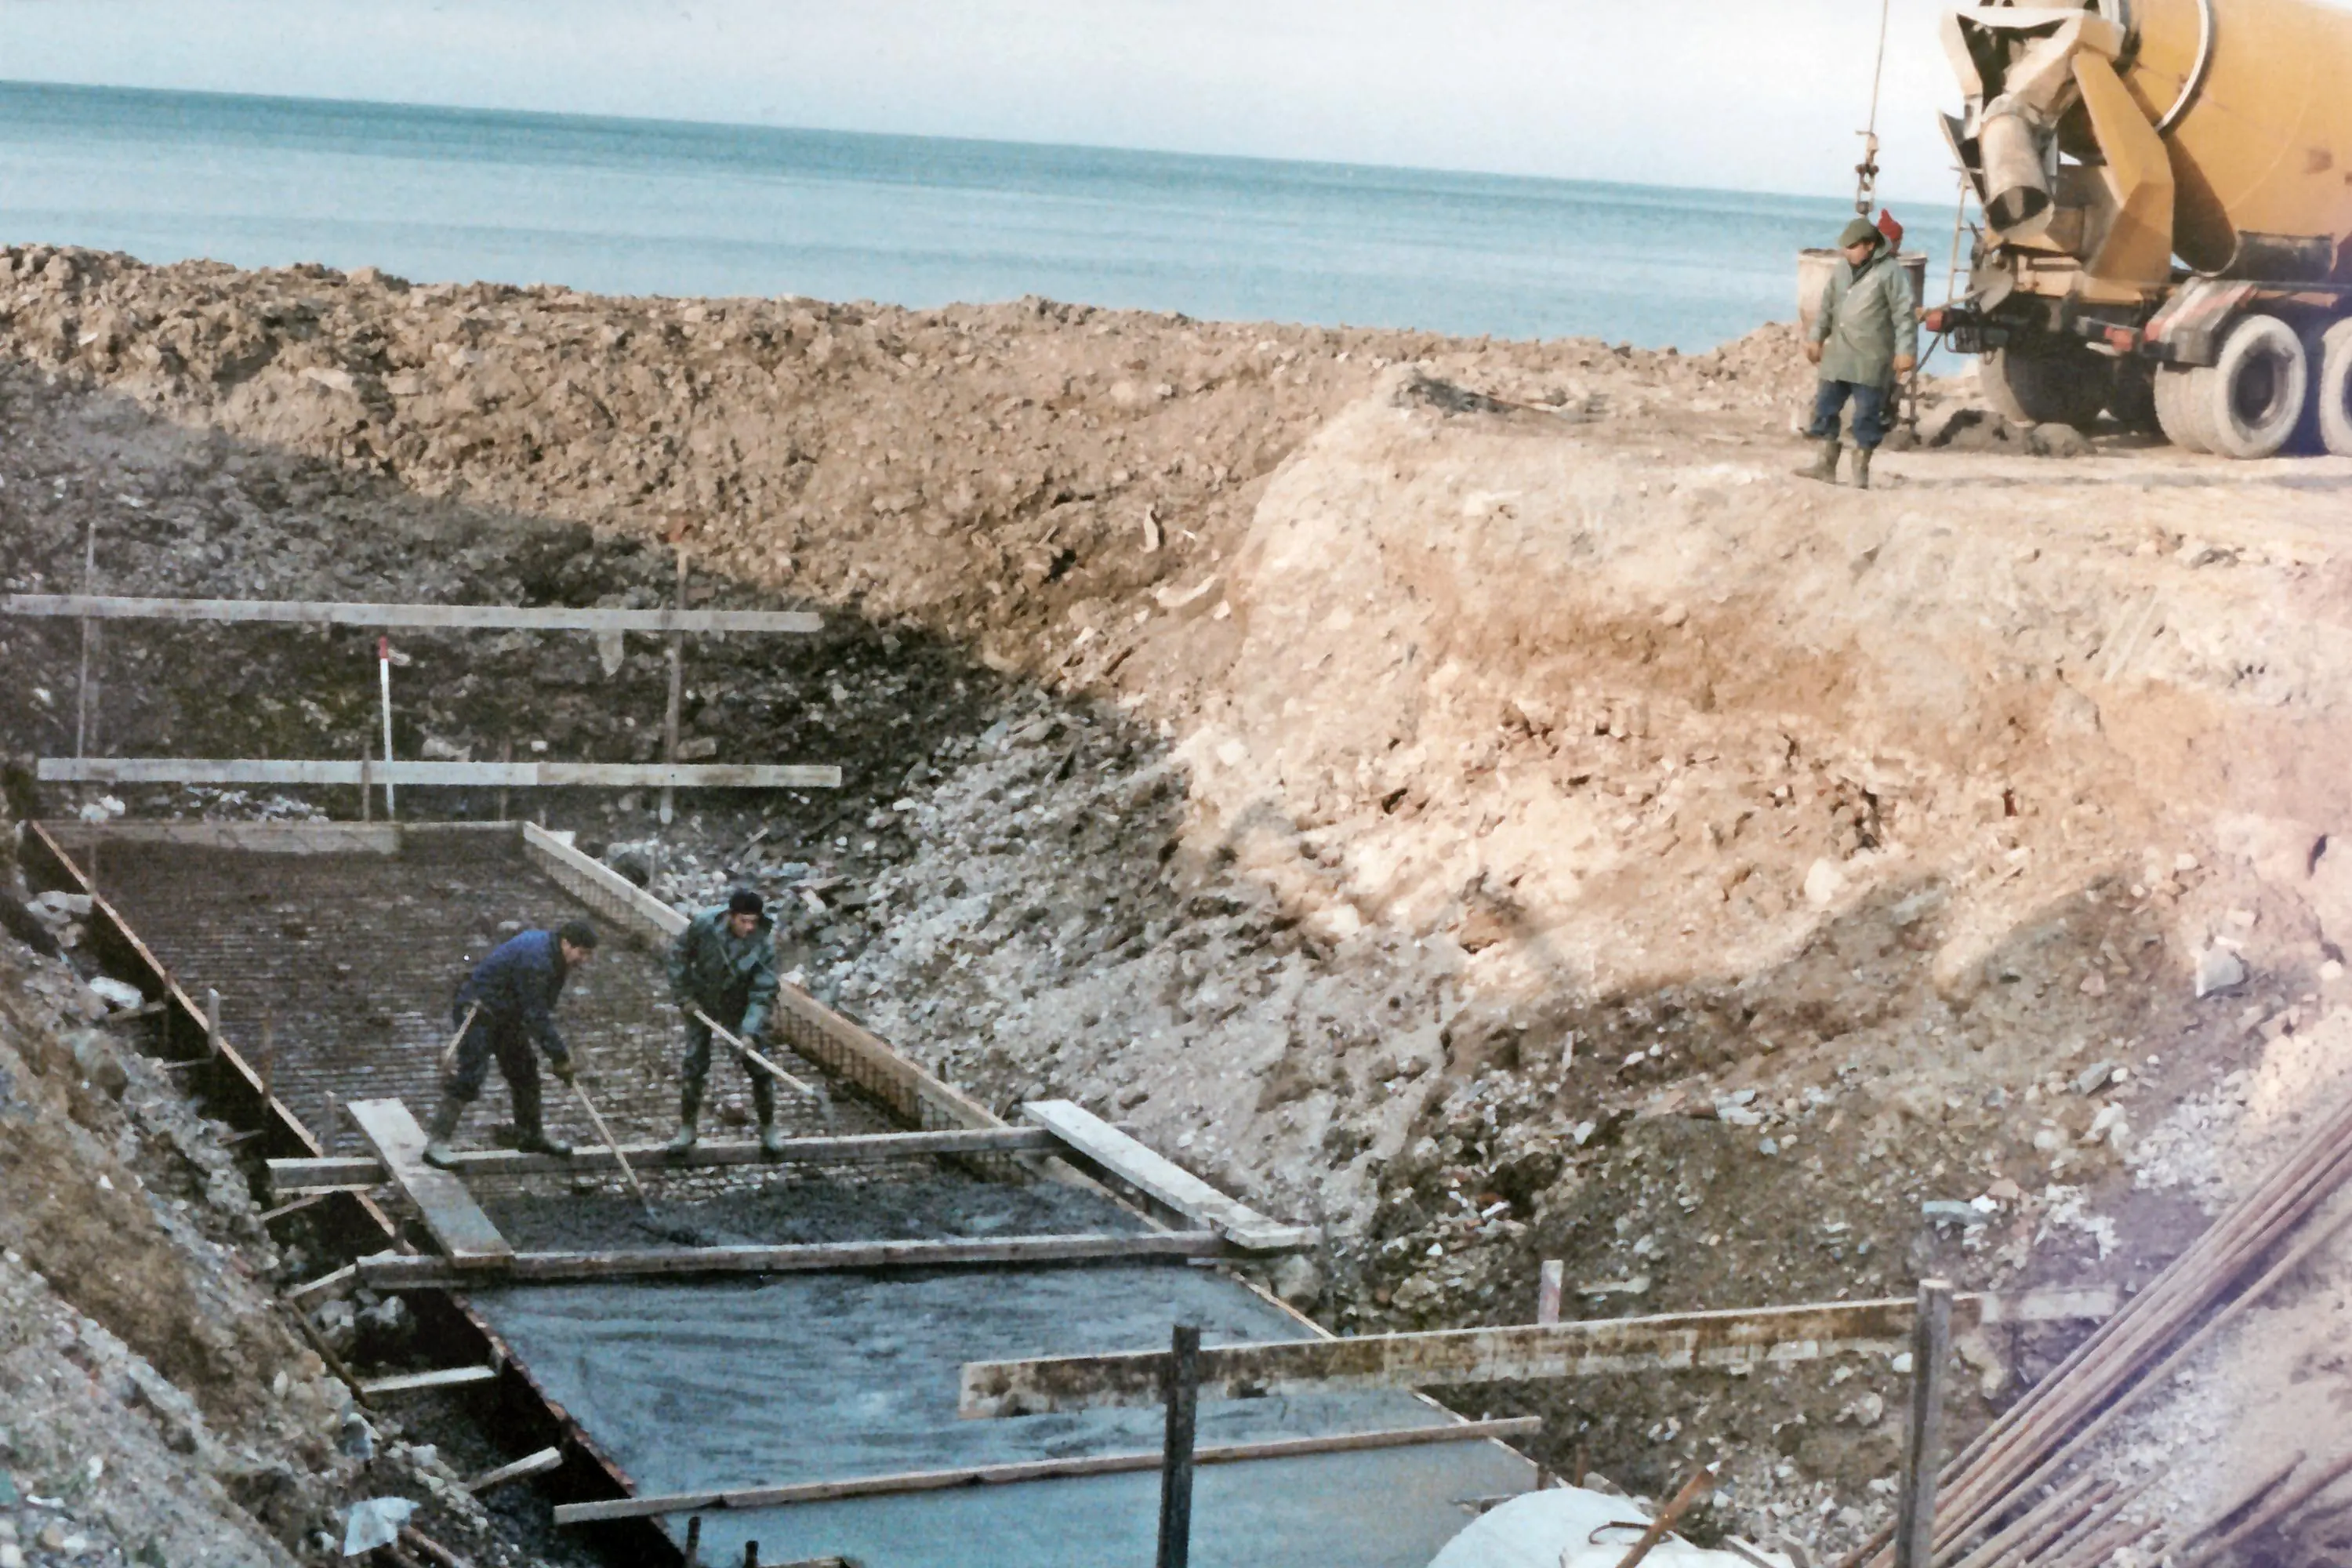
[681,1002,775,1124]
[1807,378,1893,450]
[444,1004,548,1134]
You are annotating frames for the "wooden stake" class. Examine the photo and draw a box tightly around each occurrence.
[662,550,686,828]
[1893,1279,1954,1568]
[205,987,222,1061]
[1156,1322,1201,1568]
[74,516,96,762]
[497,735,511,824]
[684,1515,702,1568]
[1537,1259,1565,1326]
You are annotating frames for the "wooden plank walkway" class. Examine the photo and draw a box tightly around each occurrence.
[345,1098,514,1269]
[1022,1100,1313,1252]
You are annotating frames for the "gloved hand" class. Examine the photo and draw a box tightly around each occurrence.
[549,1056,577,1087]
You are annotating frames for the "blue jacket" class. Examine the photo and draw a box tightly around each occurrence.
[456,929,573,1066]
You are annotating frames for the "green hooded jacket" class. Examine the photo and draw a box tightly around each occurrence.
[667,906,781,1038]
[1812,249,1918,388]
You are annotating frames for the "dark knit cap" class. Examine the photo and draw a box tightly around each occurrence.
[728,887,764,916]
[1838,217,1883,249]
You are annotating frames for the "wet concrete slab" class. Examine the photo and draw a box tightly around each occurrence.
[477,1263,1533,1567]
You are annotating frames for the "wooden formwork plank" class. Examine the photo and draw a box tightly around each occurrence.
[2,591,822,635]
[268,1127,1058,1192]
[956,1291,2120,1417]
[1021,1100,1313,1253]
[358,1365,501,1396]
[39,757,842,789]
[550,1415,1545,1523]
[345,1099,514,1269]
[358,1229,1224,1288]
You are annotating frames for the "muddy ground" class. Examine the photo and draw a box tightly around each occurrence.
[2,246,2350,1560]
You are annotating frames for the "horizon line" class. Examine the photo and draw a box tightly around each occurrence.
[0,74,1961,215]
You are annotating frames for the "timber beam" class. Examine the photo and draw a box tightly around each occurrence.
[267,1127,1058,1194]
[957,1289,2120,1417]
[1,592,822,635]
[550,1416,1543,1524]
[359,1229,1225,1288]
[38,758,842,789]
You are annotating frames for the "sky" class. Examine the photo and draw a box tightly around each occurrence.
[0,1,1975,202]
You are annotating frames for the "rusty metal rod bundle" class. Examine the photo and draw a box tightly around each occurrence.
[1928,1139,2352,1563]
[1944,1474,2100,1568]
[1839,1083,2352,1568]
[2172,1449,2352,1568]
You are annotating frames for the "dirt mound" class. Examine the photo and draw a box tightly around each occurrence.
[5,246,2352,1555]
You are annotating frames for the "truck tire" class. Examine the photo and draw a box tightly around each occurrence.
[1982,342,2111,430]
[2316,319,2352,457]
[2153,365,2212,452]
[2201,313,2308,459]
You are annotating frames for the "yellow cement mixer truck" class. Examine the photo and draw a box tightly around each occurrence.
[1929,0,2352,456]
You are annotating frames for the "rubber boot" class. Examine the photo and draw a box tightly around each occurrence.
[1850,445,1875,491]
[421,1094,467,1170]
[666,1081,703,1158]
[1794,437,1842,485]
[759,1120,789,1159]
[510,1078,572,1159]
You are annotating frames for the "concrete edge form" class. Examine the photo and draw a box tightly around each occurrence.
[550,1415,1547,1523]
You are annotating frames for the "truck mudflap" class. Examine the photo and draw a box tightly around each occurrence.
[2144,278,2259,367]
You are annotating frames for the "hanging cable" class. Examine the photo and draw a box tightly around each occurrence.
[1856,0,1894,214]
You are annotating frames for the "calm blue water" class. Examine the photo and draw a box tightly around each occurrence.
[0,80,1940,350]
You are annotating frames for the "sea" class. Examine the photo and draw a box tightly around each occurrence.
[0,79,1948,352]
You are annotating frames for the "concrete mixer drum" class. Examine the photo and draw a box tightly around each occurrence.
[1928,0,2352,457]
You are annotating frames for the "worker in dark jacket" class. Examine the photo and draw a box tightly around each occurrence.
[665,888,784,1156]
[423,920,597,1167]
[1798,216,1918,491]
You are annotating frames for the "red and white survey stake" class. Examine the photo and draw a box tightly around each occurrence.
[378,636,397,816]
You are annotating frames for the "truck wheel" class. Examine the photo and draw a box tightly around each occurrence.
[2153,365,2211,452]
[1983,343,2111,429]
[2316,319,2352,457]
[2201,313,2308,459]
[2107,358,2160,434]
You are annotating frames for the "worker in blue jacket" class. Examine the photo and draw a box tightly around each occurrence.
[423,920,597,1167]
